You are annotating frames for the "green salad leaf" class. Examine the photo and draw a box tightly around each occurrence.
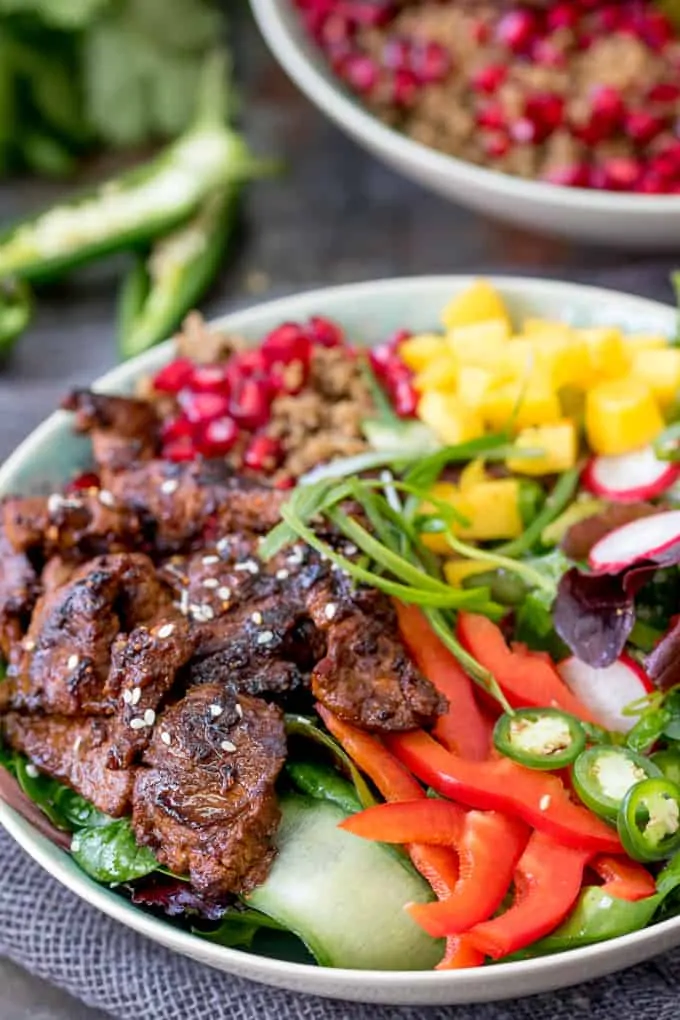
[71,819,159,884]
[194,908,287,950]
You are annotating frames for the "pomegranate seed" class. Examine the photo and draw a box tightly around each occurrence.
[572,86,625,144]
[601,157,643,191]
[636,174,667,194]
[319,12,355,47]
[525,92,565,134]
[648,83,680,103]
[369,342,401,380]
[163,436,196,463]
[471,19,490,44]
[188,364,230,394]
[65,470,100,494]
[542,163,590,188]
[625,110,667,144]
[390,68,419,107]
[308,315,344,347]
[482,131,510,158]
[179,391,230,424]
[243,435,284,473]
[161,415,194,443]
[382,36,411,72]
[152,357,195,394]
[576,31,594,50]
[196,416,239,457]
[342,54,378,94]
[509,116,538,144]
[261,323,312,368]
[347,0,395,28]
[226,349,268,391]
[392,378,418,418]
[595,4,624,31]
[274,475,296,490]
[410,41,450,84]
[477,102,506,130]
[470,64,507,95]
[650,148,680,181]
[547,3,578,31]
[229,379,271,430]
[639,11,674,50]
[496,10,539,53]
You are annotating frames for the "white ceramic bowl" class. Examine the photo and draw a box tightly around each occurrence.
[250,0,680,250]
[2,276,680,1005]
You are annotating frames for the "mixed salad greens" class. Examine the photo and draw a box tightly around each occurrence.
[7,279,680,970]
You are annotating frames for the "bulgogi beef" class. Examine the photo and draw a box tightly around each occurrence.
[0,388,448,905]
[132,685,286,896]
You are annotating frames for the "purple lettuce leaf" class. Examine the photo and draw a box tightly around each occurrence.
[131,876,230,920]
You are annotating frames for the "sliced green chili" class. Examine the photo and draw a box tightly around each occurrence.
[651,749,680,787]
[493,708,585,770]
[572,746,662,823]
[618,777,680,862]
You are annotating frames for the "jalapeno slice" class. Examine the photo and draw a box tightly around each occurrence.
[493,708,586,770]
[651,749,680,788]
[618,778,680,862]
[572,746,662,823]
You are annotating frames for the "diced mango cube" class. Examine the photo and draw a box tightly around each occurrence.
[522,319,574,341]
[624,332,669,353]
[481,375,562,432]
[457,365,494,407]
[413,355,459,393]
[458,458,487,491]
[576,327,631,383]
[631,348,680,408]
[420,477,523,551]
[399,333,449,372]
[441,280,510,331]
[417,390,485,445]
[534,335,591,389]
[585,378,664,455]
[444,560,492,588]
[506,420,578,476]
[499,339,536,380]
[447,320,510,369]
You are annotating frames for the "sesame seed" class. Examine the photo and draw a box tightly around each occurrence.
[25,763,39,779]
[343,543,358,556]
[47,493,63,514]
[143,709,156,727]
[539,794,551,811]
[217,586,232,601]
[179,589,190,615]
[190,603,215,622]
[157,623,175,639]
[22,638,35,651]
[275,568,290,580]
[71,838,81,853]
[98,489,115,507]
[235,703,243,719]
[202,555,220,566]
[160,731,171,746]
[256,630,274,645]
[251,611,263,625]
[67,654,79,670]
[216,537,231,555]
[287,547,303,566]
[129,717,145,730]
[122,689,132,705]
[131,687,142,706]
[160,479,179,495]
[220,740,236,753]
[73,735,83,754]
[324,603,337,621]
[209,704,223,718]
[235,558,260,575]
[202,578,219,589]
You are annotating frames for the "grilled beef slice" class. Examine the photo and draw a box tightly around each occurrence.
[2,712,135,817]
[0,530,39,662]
[132,684,286,896]
[62,390,160,479]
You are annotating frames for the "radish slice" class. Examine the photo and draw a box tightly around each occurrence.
[582,447,680,503]
[588,509,680,573]
[557,654,654,733]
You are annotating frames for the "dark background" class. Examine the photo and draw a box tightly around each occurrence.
[0,6,678,1017]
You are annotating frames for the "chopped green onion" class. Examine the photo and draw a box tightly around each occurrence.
[494,467,581,559]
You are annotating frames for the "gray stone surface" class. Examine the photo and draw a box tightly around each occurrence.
[0,6,678,1018]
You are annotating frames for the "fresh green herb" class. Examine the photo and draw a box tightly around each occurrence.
[284,714,376,810]
[653,421,680,461]
[286,761,362,816]
[495,468,581,558]
[13,757,111,831]
[194,908,287,950]
[71,819,159,884]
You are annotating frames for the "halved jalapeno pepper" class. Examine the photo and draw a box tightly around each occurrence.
[493,708,586,770]
[572,747,662,823]
[618,778,680,862]
[651,749,680,787]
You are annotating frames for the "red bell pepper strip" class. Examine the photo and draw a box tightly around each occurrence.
[394,602,491,759]
[317,705,460,898]
[387,729,622,854]
[510,642,553,665]
[458,612,598,724]
[436,936,485,970]
[407,811,530,936]
[340,798,467,846]
[467,831,591,959]
[591,855,656,902]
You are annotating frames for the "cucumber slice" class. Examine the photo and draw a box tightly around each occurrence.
[247,793,442,970]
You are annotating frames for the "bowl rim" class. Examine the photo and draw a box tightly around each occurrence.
[2,273,680,997]
[250,0,680,214]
